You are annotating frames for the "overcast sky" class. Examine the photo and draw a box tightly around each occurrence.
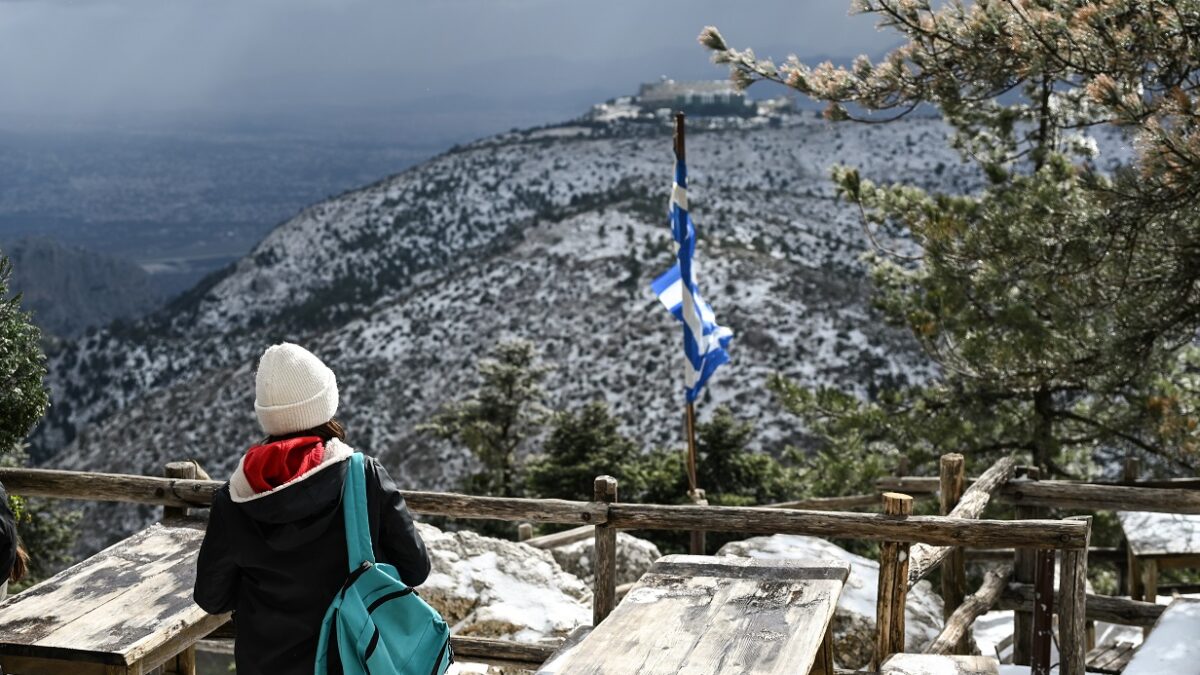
[0,0,894,135]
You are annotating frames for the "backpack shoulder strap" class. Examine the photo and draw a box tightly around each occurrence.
[342,452,375,571]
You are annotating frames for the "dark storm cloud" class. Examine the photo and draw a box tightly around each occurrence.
[0,0,891,125]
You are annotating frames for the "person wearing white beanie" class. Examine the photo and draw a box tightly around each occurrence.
[194,343,431,675]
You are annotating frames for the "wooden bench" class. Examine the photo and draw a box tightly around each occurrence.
[880,653,1000,675]
[1124,597,1200,675]
[1118,511,1200,608]
[0,523,228,674]
[535,554,849,675]
[1085,639,1138,674]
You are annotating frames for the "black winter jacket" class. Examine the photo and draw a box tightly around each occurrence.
[194,449,430,675]
[0,483,19,582]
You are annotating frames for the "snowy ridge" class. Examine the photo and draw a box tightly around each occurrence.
[33,113,1131,550]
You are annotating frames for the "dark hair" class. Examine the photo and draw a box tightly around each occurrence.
[266,418,346,444]
[11,542,27,583]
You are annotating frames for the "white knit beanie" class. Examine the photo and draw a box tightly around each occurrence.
[254,343,339,436]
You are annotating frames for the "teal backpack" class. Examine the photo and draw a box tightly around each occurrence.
[314,453,452,675]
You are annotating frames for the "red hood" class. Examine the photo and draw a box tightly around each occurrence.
[241,436,326,494]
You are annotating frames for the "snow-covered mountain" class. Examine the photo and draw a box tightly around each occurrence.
[36,111,1127,549]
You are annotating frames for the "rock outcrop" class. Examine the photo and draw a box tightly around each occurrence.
[417,523,591,645]
[548,532,661,587]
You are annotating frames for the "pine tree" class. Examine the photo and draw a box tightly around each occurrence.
[0,254,76,583]
[420,339,550,497]
[701,2,1200,475]
[0,256,48,454]
[525,402,646,501]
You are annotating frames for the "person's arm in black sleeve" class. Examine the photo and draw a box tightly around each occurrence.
[370,459,431,586]
[0,483,18,581]
[193,486,240,614]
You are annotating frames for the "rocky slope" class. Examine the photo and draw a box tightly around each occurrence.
[30,112,1130,549]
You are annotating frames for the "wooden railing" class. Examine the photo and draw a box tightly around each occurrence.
[0,463,1098,674]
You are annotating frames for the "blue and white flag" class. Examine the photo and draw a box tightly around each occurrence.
[650,159,733,403]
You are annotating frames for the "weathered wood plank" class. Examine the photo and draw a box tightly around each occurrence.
[687,489,708,555]
[1119,511,1200,557]
[606,504,1087,549]
[875,493,913,670]
[924,564,1010,656]
[1002,482,1200,514]
[875,477,944,494]
[162,462,197,522]
[877,475,1200,493]
[0,524,227,673]
[1058,516,1092,675]
[811,624,833,675]
[0,467,219,509]
[0,468,608,525]
[769,493,896,511]
[451,635,559,664]
[405,490,608,524]
[162,645,196,675]
[1031,549,1055,675]
[534,626,592,674]
[997,583,1165,627]
[1124,598,1200,675]
[938,454,967,654]
[593,476,618,626]
[544,555,849,675]
[2,467,1110,550]
[1085,640,1137,675]
[881,653,999,674]
[523,525,594,550]
[1012,466,1041,667]
[965,546,1123,564]
[906,456,1017,587]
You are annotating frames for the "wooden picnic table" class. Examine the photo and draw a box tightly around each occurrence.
[1123,597,1200,675]
[535,554,849,675]
[0,523,227,674]
[1117,511,1200,607]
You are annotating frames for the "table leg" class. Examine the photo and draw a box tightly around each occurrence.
[1141,559,1158,637]
[1127,550,1142,602]
[809,623,833,675]
[1,656,109,674]
[163,646,196,675]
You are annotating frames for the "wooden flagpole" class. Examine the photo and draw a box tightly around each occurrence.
[675,111,708,555]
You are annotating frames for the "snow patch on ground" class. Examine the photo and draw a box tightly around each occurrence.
[417,523,591,645]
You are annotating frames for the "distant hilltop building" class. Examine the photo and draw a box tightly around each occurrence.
[636,78,755,117]
[584,77,794,124]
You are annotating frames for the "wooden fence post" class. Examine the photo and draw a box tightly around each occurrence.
[1012,465,1041,665]
[688,488,708,555]
[1031,549,1055,675]
[938,453,967,654]
[875,492,913,669]
[518,523,533,542]
[1119,456,1140,596]
[163,458,200,675]
[163,461,197,521]
[593,476,618,626]
[1059,516,1092,675]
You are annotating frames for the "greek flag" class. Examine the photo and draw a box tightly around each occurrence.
[650,159,733,403]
